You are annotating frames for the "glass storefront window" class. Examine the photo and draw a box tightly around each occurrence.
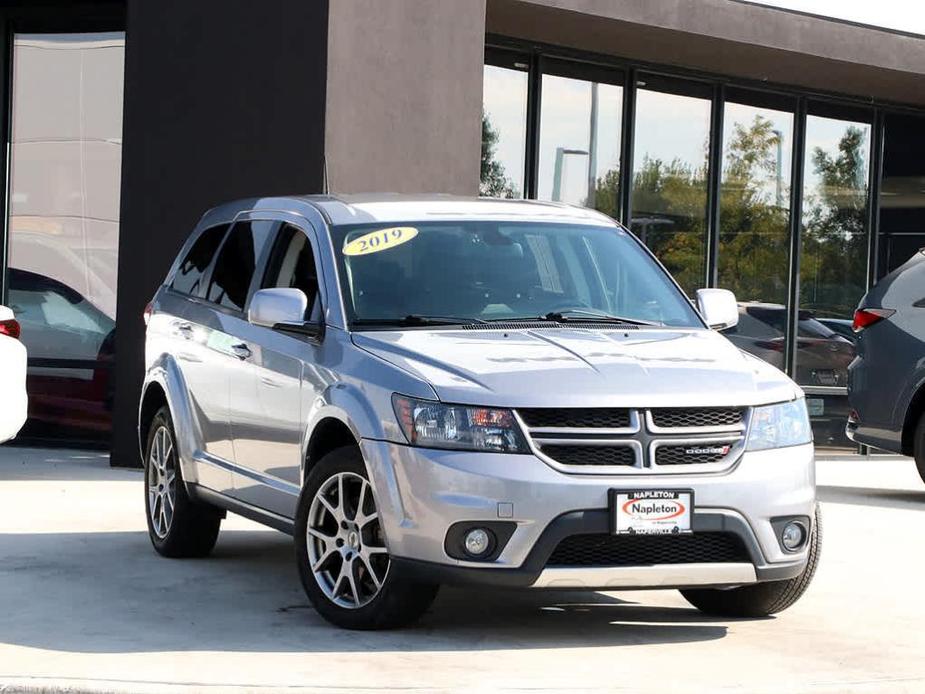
[717,99,794,376]
[481,58,528,198]
[5,33,125,442]
[878,113,925,277]
[631,80,712,295]
[537,64,623,218]
[797,112,871,446]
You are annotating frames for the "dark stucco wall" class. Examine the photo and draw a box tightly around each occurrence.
[111,0,328,466]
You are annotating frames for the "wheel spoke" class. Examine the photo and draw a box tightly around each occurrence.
[364,545,388,555]
[355,481,367,522]
[318,494,339,521]
[311,545,337,572]
[163,438,174,465]
[164,488,175,512]
[165,470,176,487]
[307,526,336,542]
[359,551,382,590]
[345,561,360,606]
[336,474,346,517]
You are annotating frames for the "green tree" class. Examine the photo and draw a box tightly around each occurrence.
[480,112,516,198]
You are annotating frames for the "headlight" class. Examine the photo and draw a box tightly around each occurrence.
[746,398,813,451]
[392,394,528,453]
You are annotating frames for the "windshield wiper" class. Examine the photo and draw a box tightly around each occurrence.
[487,309,660,326]
[352,314,489,328]
[543,309,662,326]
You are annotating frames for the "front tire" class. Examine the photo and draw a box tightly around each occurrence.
[681,506,822,618]
[144,406,221,558]
[295,446,438,629]
[912,414,925,485]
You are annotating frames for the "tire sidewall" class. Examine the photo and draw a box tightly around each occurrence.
[915,415,925,484]
[295,447,408,628]
[144,406,183,551]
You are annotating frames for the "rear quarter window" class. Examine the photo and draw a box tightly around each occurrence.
[171,224,229,296]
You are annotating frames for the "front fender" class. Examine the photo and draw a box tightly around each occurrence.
[140,353,202,486]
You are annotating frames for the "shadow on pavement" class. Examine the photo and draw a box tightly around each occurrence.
[818,484,925,510]
[0,528,731,654]
[0,447,135,482]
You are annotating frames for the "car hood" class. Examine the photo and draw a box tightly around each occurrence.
[352,327,800,408]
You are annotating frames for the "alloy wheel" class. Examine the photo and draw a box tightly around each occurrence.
[306,472,389,609]
[147,425,177,539]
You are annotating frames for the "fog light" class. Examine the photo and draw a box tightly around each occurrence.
[464,528,492,557]
[781,522,806,551]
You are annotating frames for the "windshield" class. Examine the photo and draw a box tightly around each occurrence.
[331,221,703,328]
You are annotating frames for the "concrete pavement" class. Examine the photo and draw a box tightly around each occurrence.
[1,446,924,693]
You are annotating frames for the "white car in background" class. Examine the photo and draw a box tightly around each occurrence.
[0,304,27,443]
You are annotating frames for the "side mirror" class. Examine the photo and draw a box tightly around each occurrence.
[696,288,739,331]
[248,288,323,340]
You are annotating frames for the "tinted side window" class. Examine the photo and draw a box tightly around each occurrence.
[207,220,276,312]
[262,224,321,320]
[171,224,229,296]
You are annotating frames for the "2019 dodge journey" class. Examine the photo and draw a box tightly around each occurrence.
[139,195,820,629]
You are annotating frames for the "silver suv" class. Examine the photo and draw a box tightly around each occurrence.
[140,195,820,629]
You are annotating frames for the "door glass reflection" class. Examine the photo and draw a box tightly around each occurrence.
[6,33,125,442]
[631,87,711,295]
[717,101,793,375]
[481,63,528,198]
[797,113,871,447]
[537,73,622,218]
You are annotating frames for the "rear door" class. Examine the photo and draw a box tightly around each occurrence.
[181,218,277,491]
[228,218,326,517]
[163,223,234,493]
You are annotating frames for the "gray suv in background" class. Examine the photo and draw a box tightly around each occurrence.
[848,250,925,483]
[140,195,820,629]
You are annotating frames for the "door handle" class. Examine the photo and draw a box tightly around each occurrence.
[231,343,252,360]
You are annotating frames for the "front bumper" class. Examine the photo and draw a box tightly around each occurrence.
[361,440,815,589]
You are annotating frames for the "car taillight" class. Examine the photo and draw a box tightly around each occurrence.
[852,308,894,332]
[143,301,154,326]
[0,318,21,339]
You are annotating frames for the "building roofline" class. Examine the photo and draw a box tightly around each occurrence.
[730,0,925,41]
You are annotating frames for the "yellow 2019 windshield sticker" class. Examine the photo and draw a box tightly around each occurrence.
[343,226,418,256]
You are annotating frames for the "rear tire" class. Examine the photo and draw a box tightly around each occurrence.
[681,505,822,618]
[912,415,925,485]
[144,406,222,558]
[295,446,439,630]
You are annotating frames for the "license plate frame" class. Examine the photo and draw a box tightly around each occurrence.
[610,489,694,536]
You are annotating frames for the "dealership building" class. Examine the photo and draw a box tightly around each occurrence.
[0,0,923,464]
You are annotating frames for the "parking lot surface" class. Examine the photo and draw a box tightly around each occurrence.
[1,446,924,693]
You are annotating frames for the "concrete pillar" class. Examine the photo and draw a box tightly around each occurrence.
[325,0,487,195]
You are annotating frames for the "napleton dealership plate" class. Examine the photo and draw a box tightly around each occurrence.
[611,489,693,535]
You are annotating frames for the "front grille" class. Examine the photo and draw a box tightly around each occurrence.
[547,532,750,566]
[650,408,744,429]
[655,443,732,466]
[538,445,635,467]
[518,408,631,429]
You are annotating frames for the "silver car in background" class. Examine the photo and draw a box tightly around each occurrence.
[140,195,820,629]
